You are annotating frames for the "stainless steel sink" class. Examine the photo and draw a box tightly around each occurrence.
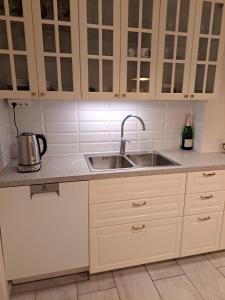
[127,152,180,168]
[85,154,134,171]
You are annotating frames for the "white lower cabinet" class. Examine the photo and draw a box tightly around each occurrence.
[181,212,223,257]
[220,215,225,250]
[0,182,88,280]
[90,217,182,273]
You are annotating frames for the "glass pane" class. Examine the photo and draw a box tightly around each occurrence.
[0,54,12,90]
[14,55,29,90]
[87,0,98,24]
[200,1,212,34]
[88,59,99,92]
[59,26,71,53]
[212,3,223,35]
[206,65,216,93]
[162,63,172,93]
[88,28,99,55]
[9,0,23,17]
[195,64,205,93]
[142,0,153,29]
[198,38,208,61]
[128,0,139,28]
[103,60,113,92]
[140,62,150,92]
[166,0,177,31]
[41,0,54,20]
[128,32,138,57]
[178,0,190,32]
[141,33,151,58]
[164,35,175,59]
[57,0,70,21]
[0,21,8,49]
[11,21,26,51]
[102,29,113,56]
[42,24,56,52]
[174,63,184,93]
[176,36,186,60]
[127,61,137,92]
[209,39,219,62]
[44,57,58,91]
[0,0,5,15]
[102,0,113,26]
[61,57,73,91]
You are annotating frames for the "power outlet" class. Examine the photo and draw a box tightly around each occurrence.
[8,100,33,109]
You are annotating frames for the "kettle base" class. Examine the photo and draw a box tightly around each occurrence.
[17,162,42,173]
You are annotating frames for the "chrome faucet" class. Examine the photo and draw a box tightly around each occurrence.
[120,114,146,155]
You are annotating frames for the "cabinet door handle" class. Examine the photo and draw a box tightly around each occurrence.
[184,94,188,98]
[190,94,195,98]
[198,216,210,222]
[200,195,213,200]
[131,224,146,231]
[31,92,36,97]
[40,92,45,97]
[202,172,216,177]
[132,201,146,207]
[122,93,126,97]
[114,93,119,97]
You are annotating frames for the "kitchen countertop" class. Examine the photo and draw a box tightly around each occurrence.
[1,149,225,188]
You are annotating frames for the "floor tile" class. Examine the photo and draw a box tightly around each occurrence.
[77,272,115,295]
[36,284,77,300]
[113,265,161,300]
[146,260,184,280]
[178,255,225,300]
[10,293,36,300]
[218,266,225,277]
[78,288,120,300]
[154,275,202,300]
[205,251,225,268]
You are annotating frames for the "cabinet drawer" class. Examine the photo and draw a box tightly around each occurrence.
[90,195,184,228]
[181,212,223,257]
[184,191,225,215]
[186,170,225,194]
[90,217,182,273]
[89,173,186,204]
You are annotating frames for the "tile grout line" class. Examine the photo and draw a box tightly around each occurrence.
[144,264,163,300]
[111,270,122,300]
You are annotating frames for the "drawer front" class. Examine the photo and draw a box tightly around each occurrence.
[90,217,182,273]
[90,195,184,228]
[89,173,186,204]
[181,212,223,257]
[184,191,225,215]
[186,170,225,194]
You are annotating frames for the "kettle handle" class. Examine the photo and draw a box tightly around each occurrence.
[36,134,47,157]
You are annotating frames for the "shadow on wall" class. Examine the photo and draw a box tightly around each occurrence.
[0,146,4,172]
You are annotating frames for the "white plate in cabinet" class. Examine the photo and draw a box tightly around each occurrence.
[186,170,225,194]
[90,217,182,273]
[89,174,186,204]
[184,191,225,216]
[90,195,184,228]
[181,212,223,257]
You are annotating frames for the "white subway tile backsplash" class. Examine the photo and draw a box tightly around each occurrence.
[47,144,79,154]
[79,122,109,132]
[44,110,77,122]
[79,111,109,121]
[79,132,109,143]
[45,122,78,133]
[46,134,79,144]
[80,142,111,153]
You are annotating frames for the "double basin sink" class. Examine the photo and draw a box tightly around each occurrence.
[85,152,180,172]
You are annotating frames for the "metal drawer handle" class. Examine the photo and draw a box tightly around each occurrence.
[132,201,146,207]
[131,224,146,231]
[198,216,210,222]
[203,172,216,177]
[200,195,213,200]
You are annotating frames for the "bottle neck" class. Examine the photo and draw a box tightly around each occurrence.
[186,114,192,126]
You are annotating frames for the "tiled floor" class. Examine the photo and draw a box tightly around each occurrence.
[10,251,225,300]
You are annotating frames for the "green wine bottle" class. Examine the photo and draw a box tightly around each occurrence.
[181,114,193,150]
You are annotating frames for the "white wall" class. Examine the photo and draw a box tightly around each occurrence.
[0,101,11,170]
[8,100,201,156]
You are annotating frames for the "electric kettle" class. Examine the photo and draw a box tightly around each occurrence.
[17,132,47,173]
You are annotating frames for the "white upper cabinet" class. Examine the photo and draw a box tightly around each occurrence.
[188,0,225,100]
[156,0,196,100]
[32,0,81,99]
[79,0,120,100]
[0,0,38,99]
[120,0,160,100]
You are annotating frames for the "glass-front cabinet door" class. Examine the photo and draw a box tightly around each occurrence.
[32,0,80,99]
[79,0,120,100]
[0,0,38,99]
[120,0,160,100]
[189,0,225,100]
[156,0,196,99]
